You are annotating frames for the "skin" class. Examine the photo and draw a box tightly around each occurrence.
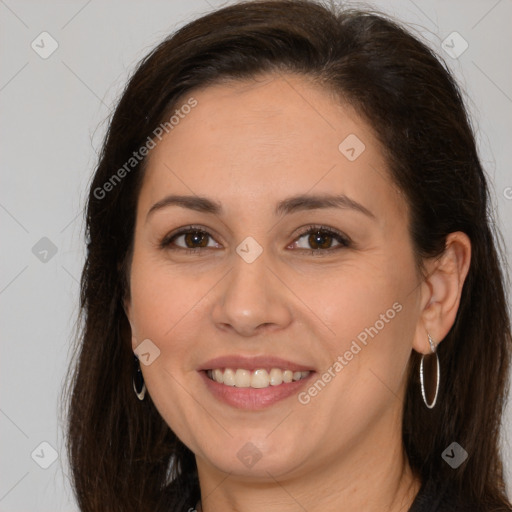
[124,73,471,512]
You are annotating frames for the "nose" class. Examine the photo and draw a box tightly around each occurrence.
[210,248,293,337]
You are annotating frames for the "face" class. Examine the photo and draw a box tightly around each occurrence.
[125,73,424,481]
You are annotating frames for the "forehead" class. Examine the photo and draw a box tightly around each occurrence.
[138,73,405,221]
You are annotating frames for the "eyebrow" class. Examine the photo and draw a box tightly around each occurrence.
[146,193,375,221]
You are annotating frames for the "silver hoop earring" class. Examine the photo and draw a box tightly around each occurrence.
[419,333,440,409]
[133,355,146,401]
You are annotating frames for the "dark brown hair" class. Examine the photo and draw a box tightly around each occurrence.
[63,1,512,510]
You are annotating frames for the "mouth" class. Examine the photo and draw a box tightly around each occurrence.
[206,368,311,388]
[198,355,315,410]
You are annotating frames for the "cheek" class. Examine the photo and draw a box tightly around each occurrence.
[127,247,217,388]
[127,253,208,437]
[317,253,417,390]
[306,300,414,446]
[318,264,405,345]
[128,248,198,343]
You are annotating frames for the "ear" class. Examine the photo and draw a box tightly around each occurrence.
[412,231,471,354]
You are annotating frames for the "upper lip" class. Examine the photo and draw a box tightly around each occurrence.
[198,355,314,372]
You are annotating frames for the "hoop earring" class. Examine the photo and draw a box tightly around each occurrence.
[419,333,440,409]
[133,354,146,401]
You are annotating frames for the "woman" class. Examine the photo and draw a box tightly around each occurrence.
[64,1,512,511]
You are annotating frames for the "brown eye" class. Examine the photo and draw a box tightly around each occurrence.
[161,226,219,252]
[306,231,335,250]
[292,226,350,253]
[181,231,210,248]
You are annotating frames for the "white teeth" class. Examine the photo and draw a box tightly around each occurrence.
[269,368,283,386]
[207,367,311,388]
[251,369,269,388]
[235,369,251,387]
[222,368,235,386]
[213,368,224,383]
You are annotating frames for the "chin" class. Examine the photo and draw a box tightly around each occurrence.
[197,436,309,479]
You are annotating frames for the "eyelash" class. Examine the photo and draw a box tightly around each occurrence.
[160,224,351,256]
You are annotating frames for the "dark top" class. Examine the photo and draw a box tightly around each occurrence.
[409,477,472,512]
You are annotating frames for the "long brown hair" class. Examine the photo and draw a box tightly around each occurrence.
[62,1,512,510]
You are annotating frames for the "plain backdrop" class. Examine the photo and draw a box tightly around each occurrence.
[1,0,511,510]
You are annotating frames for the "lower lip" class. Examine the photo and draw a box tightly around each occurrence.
[199,371,314,410]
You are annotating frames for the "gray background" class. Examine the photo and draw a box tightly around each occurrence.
[1,0,511,510]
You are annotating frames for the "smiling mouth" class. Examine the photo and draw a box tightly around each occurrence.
[206,368,311,388]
